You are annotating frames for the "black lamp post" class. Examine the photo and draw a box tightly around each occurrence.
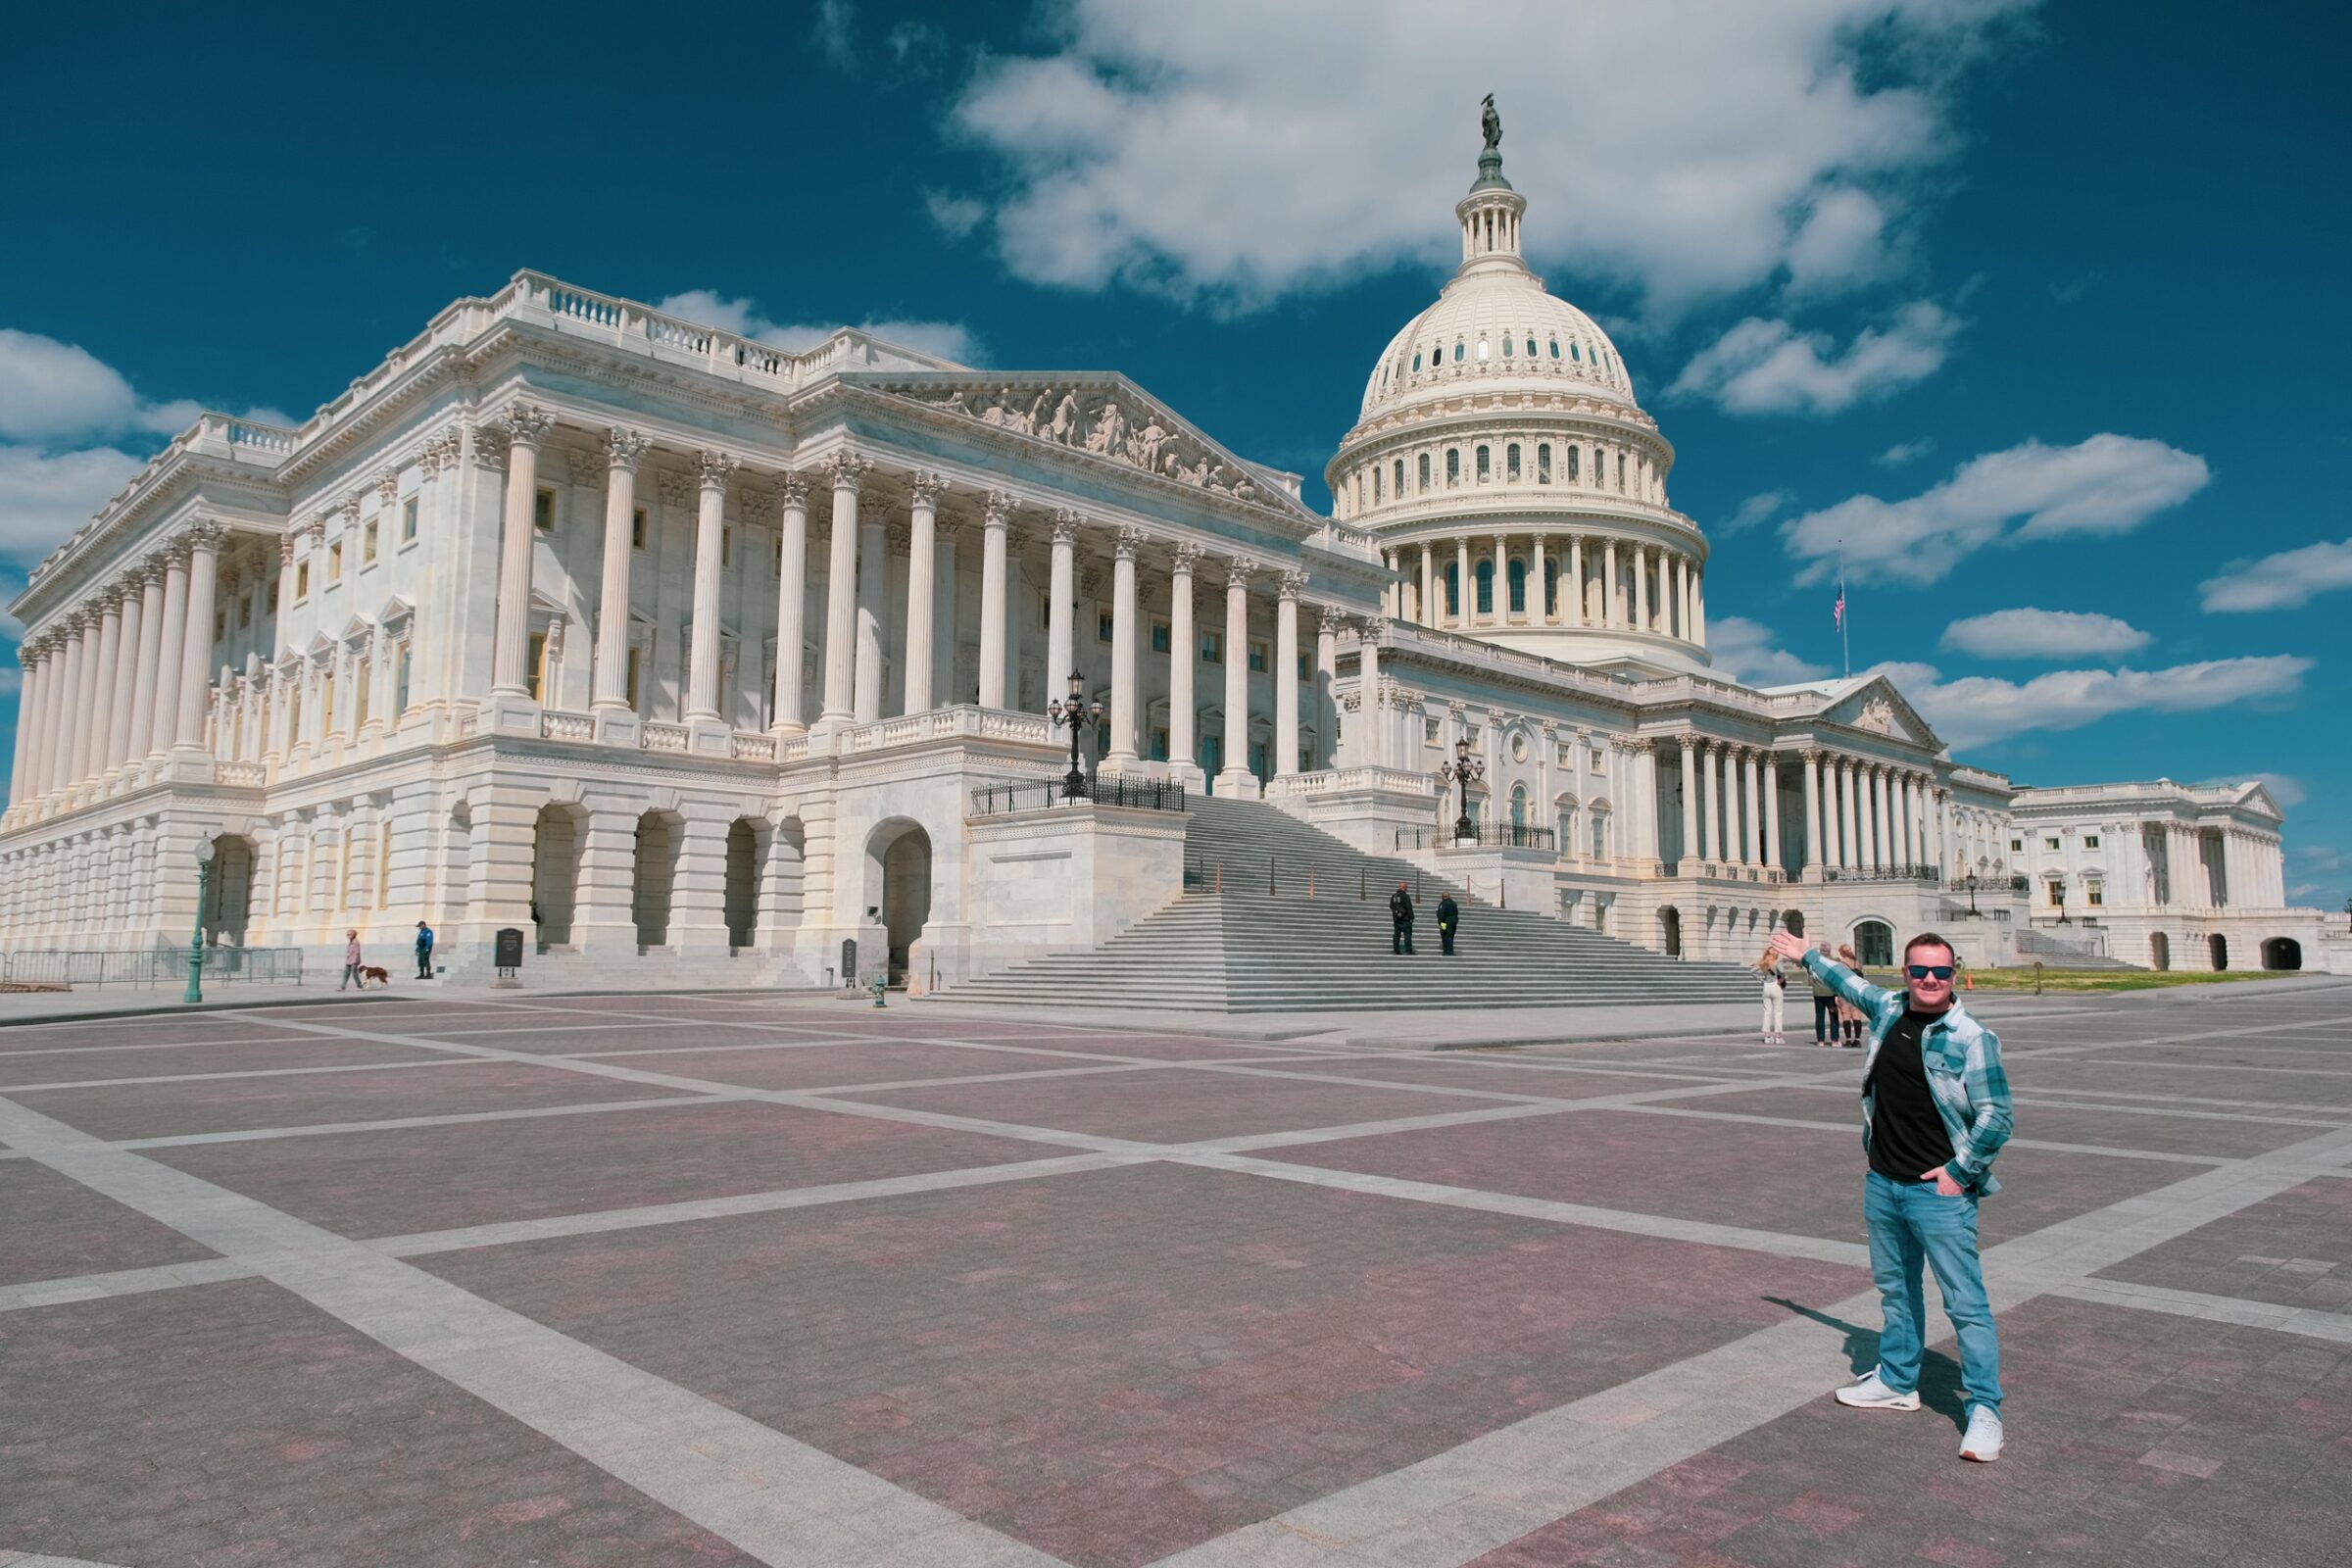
[1046,669,1102,800]
[1962,872,1980,915]
[183,836,216,1004]
[1436,736,1485,843]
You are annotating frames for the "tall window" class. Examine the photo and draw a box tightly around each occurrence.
[363,519,378,564]
[352,659,369,734]
[533,488,556,533]
[1474,559,1494,614]
[527,632,547,701]
[1592,812,1608,859]
[1507,558,1527,613]
[631,507,648,549]
[1371,466,1382,503]
[1446,449,1460,485]
[625,647,642,710]
[1394,458,1405,495]
[1445,563,1460,617]
[327,542,343,581]
[1475,445,1491,482]
[396,648,412,713]
[1506,443,1521,481]
[401,495,419,542]
[1510,784,1528,828]
[1417,453,1431,492]
[1566,447,1580,483]
[1538,443,1551,483]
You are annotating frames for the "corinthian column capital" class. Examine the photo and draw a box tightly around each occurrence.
[498,401,555,449]
[697,449,737,491]
[824,450,873,491]
[605,426,653,471]
[907,469,946,507]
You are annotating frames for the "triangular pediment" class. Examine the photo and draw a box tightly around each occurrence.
[1818,675,1940,751]
[854,369,1319,524]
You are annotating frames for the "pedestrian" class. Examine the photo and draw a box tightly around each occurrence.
[1755,946,1788,1044]
[414,919,435,980]
[1770,927,2013,1463]
[1436,892,1460,956]
[339,929,366,991]
[1836,944,1867,1045]
[1390,882,1415,955]
[1809,942,1839,1046]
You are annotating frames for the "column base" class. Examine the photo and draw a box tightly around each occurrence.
[685,717,732,757]
[476,691,542,738]
[1213,768,1262,801]
[592,710,642,748]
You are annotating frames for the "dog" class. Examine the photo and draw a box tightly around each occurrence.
[359,965,392,988]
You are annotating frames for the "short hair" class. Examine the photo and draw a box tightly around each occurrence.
[1904,931,1956,964]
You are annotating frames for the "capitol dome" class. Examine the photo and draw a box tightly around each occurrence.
[1329,118,1711,676]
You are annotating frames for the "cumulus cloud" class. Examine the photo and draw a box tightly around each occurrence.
[1939,608,2152,660]
[1707,615,1833,687]
[1877,437,1934,466]
[1782,433,2211,586]
[2198,536,2352,613]
[949,0,2030,312]
[0,328,201,445]
[2195,771,2306,807]
[812,0,856,70]
[1721,490,1793,535]
[655,291,981,367]
[1670,301,1959,415]
[1861,655,2312,751]
[0,445,145,570]
[924,190,986,239]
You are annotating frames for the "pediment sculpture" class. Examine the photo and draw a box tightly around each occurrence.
[907,382,1265,505]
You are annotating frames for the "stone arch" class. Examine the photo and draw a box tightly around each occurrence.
[530,803,585,948]
[632,808,683,950]
[2260,936,2300,971]
[724,817,765,950]
[863,817,933,985]
[1658,905,1682,958]
[1851,917,1894,968]
[205,833,259,947]
[2208,932,2230,971]
[2149,931,2171,971]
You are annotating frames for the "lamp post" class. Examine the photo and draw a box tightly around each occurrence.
[1046,669,1102,801]
[1436,736,1485,843]
[1962,872,1980,916]
[184,836,216,1004]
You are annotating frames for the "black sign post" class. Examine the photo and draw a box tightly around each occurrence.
[840,939,858,990]
[494,926,525,989]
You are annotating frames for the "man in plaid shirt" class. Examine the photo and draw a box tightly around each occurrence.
[1771,927,2014,1462]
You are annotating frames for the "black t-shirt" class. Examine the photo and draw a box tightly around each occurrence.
[1867,1009,1956,1182]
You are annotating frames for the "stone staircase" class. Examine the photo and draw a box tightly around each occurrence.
[2013,927,2141,970]
[936,794,1759,1012]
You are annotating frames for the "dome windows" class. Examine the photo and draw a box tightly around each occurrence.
[1537,443,1552,483]
[1453,340,1465,363]
[1526,336,1538,358]
[1566,446,1581,483]
[1446,448,1461,485]
[1500,334,1512,358]
[1393,458,1404,496]
[1417,453,1431,493]
[1475,444,1492,481]
[1506,442,1521,481]
[1548,337,1561,359]
[1411,351,1422,372]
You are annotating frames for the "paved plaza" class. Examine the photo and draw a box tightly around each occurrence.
[2,983,2348,1567]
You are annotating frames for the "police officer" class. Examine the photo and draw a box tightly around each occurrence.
[1390,882,1415,955]
[1437,892,1460,956]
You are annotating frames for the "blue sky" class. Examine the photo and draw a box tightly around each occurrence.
[3,0,2346,910]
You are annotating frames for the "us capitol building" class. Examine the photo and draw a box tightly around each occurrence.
[1,129,2330,991]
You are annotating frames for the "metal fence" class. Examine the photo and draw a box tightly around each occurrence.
[0,947,306,989]
[1823,864,1941,884]
[969,775,1190,816]
[1395,824,1556,852]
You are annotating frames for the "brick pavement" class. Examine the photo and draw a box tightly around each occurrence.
[1,979,2347,1566]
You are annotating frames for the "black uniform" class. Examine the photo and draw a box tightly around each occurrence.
[1390,889,1415,954]
[1436,894,1460,956]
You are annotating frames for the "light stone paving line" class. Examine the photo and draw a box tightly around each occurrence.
[1600,1102,2230,1167]
[111,1094,746,1152]
[1769,1075,2352,1124]
[2050,1279,2352,1345]
[0,1054,505,1094]
[0,1257,255,1314]
[1146,1117,2352,1568]
[0,1035,332,1058]
[2002,1011,2352,1057]
[0,1552,138,1567]
[0,1093,1070,1568]
[2047,1055,2352,1079]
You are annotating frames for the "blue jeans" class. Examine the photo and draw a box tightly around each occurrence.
[1863,1170,2002,1416]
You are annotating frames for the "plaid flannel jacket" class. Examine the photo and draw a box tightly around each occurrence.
[1799,952,2015,1195]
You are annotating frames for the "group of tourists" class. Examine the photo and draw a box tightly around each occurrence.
[1756,940,1874,1046]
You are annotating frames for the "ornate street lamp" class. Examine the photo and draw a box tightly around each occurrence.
[1437,736,1485,843]
[184,836,216,1004]
[1962,872,1980,915]
[1046,669,1103,801]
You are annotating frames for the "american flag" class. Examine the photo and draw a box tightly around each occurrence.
[1833,590,1846,630]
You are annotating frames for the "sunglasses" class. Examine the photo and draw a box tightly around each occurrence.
[1906,964,1956,981]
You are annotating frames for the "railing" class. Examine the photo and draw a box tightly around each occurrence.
[1264,766,1433,799]
[541,710,595,743]
[730,731,778,760]
[969,775,1189,816]
[1,946,305,989]
[639,722,689,753]
[1396,824,1556,851]
[1824,864,1941,884]
[215,760,266,786]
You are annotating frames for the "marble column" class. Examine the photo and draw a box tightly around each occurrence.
[17,642,53,803]
[86,594,124,782]
[1740,750,1761,866]
[1314,608,1340,772]
[1762,753,1783,873]
[1453,537,1469,626]
[1693,572,1706,647]
[1675,558,1690,641]
[489,404,552,698]
[1802,751,1823,878]
[902,472,942,714]
[1219,558,1255,795]
[107,578,147,774]
[1168,543,1200,778]
[1419,544,1434,628]
[1677,735,1699,871]
[771,472,809,734]
[1531,535,1548,621]
[1107,525,1142,765]
[1603,540,1620,627]
[592,427,649,713]
[818,452,867,726]
[174,523,222,752]
[685,449,734,723]
[1274,569,1304,776]
[1047,511,1077,692]
[1699,741,1722,863]
[1633,544,1649,631]
[853,488,886,725]
[1356,618,1382,769]
[1570,537,1586,624]
[1876,768,1896,868]
[1838,760,1859,870]
[977,491,1009,709]
[56,612,94,789]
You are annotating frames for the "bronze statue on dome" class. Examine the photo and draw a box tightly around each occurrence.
[1481,94,1501,152]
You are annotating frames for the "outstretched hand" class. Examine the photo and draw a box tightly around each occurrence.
[1768,931,1810,964]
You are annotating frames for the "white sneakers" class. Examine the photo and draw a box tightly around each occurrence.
[1834,1370,1922,1411]
[1961,1405,2005,1462]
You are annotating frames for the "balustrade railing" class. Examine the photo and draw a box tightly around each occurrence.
[1824,864,1941,884]
[1396,824,1556,852]
[639,722,689,754]
[540,710,595,743]
[1,946,304,989]
[968,774,1188,816]
[730,731,778,761]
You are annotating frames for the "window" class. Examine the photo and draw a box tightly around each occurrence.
[1248,640,1269,673]
[1525,337,1537,357]
[533,488,556,533]
[1098,608,1114,643]
[1507,558,1527,612]
[1538,443,1551,483]
[327,542,343,581]
[631,507,648,550]
[2046,879,2065,906]
[1592,813,1608,859]
[401,495,419,542]
[1506,443,1521,481]
[1151,726,1169,761]
[1548,337,1560,359]
[1425,717,1441,743]
[624,647,642,710]
[1617,453,1627,492]
[1445,562,1459,617]
[1500,334,1511,358]
[1371,467,1382,503]
[1474,560,1494,613]
[1150,617,1171,654]
[1201,735,1222,772]
[1297,651,1310,679]
[1200,629,1222,664]
[527,632,547,701]
[1591,750,1606,775]
[1411,352,1422,371]
[1417,453,1431,492]
[1393,458,1404,495]
[1510,784,1528,827]
[2086,883,2104,907]
[1446,449,1461,485]
[1475,445,1491,482]
[1476,336,1491,361]
[2044,837,2061,851]
[352,657,370,733]
[1452,340,1464,362]
[2083,834,2100,850]
[363,518,378,564]
[396,648,412,712]
[321,672,336,735]
[213,608,225,640]
[2011,838,2023,852]
[720,527,732,567]
[773,535,783,575]
[1566,447,1581,483]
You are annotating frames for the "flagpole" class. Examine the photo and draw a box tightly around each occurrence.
[1838,540,1850,678]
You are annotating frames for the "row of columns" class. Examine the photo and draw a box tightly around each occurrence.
[8,520,227,817]
[488,407,1347,786]
[1677,738,1783,872]
[1801,753,1944,876]
[1385,533,1704,646]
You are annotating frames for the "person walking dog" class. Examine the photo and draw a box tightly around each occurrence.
[339,929,366,991]
[414,920,435,980]
[1390,883,1416,955]
[1436,892,1460,956]
[1770,928,2013,1463]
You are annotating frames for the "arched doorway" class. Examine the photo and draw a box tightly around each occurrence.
[530,805,583,949]
[1854,919,1894,968]
[724,818,764,951]
[865,819,932,985]
[205,834,258,947]
[2149,931,2171,971]
[2209,933,2229,971]
[2260,937,2301,971]
[1659,906,1682,957]
[1783,908,1807,938]
[632,810,682,950]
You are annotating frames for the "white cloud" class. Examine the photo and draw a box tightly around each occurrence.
[812,0,856,70]
[0,445,146,569]
[2198,536,2352,613]
[950,0,2030,312]
[1782,433,2210,586]
[1722,490,1792,534]
[0,328,200,445]
[1706,615,1834,686]
[1939,608,2152,660]
[1877,437,1934,466]
[924,190,987,239]
[2189,771,2305,808]
[1669,301,1959,415]
[654,291,981,367]
[886,21,944,70]
[1861,655,2312,751]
